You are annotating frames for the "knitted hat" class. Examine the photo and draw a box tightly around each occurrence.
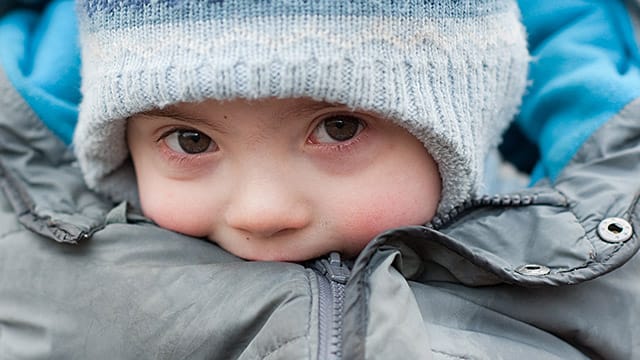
[74,0,529,214]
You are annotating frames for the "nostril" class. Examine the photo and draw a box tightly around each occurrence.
[225,207,311,239]
[232,222,305,239]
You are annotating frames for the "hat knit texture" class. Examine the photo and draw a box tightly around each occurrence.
[74,0,529,215]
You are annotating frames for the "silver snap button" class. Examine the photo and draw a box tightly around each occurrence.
[515,264,550,276]
[597,217,632,243]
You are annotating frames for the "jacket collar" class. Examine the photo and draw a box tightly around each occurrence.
[0,68,110,243]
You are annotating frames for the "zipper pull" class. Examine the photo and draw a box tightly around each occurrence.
[320,252,350,284]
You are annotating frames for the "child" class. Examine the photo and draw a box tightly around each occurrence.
[74,0,529,261]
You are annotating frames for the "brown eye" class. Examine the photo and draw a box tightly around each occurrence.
[312,115,364,143]
[165,130,216,154]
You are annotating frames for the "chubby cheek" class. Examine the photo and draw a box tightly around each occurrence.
[333,200,431,257]
[137,179,214,238]
[330,174,440,257]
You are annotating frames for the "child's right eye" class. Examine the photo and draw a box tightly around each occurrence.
[309,115,365,144]
[164,129,217,154]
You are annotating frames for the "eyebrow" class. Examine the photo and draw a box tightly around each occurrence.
[141,108,230,134]
[139,99,353,132]
[275,100,349,120]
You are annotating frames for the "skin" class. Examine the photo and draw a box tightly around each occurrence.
[127,98,441,261]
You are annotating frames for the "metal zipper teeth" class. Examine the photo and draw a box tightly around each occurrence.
[316,271,336,360]
[429,193,542,230]
[328,280,346,359]
[315,253,349,360]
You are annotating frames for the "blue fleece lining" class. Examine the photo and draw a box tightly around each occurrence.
[0,0,79,144]
[517,0,640,183]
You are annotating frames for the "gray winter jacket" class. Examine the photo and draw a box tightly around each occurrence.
[1,54,640,359]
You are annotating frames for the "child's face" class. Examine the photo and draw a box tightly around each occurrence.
[127,98,441,261]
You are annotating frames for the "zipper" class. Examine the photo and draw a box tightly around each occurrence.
[312,252,350,360]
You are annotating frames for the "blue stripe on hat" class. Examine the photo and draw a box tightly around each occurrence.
[81,0,509,28]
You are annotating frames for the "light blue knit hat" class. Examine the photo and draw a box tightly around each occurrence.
[74,0,529,214]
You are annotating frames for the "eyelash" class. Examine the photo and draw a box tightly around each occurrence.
[308,132,365,154]
[306,114,369,153]
[156,127,215,165]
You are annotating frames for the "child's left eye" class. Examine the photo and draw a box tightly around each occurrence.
[310,115,365,144]
[164,129,218,154]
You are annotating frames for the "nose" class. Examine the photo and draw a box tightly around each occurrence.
[224,176,312,239]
